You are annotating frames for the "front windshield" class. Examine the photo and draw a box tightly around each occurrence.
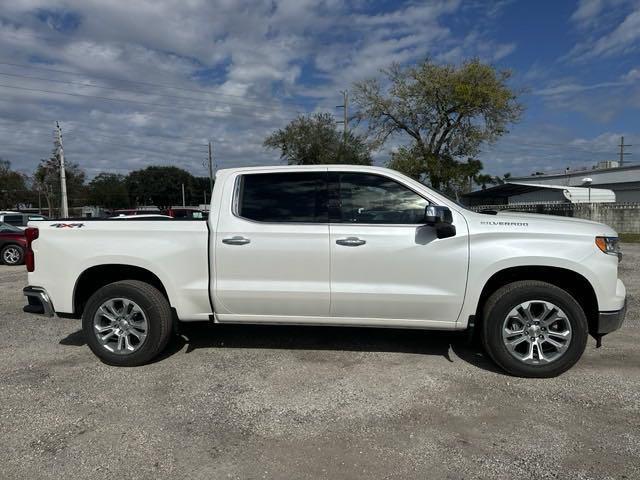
[0,222,23,233]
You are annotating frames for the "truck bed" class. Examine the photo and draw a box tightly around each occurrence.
[27,219,212,320]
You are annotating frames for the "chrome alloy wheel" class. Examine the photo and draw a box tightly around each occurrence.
[3,246,21,264]
[93,298,148,354]
[502,300,573,365]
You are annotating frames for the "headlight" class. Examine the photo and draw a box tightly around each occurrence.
[595,236,621,261]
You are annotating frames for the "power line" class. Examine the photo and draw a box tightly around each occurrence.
[0,83,286,121]
[0,70,308,116]
[63,131,207,152]
[0,117,214,149]
[0,130,208,160]
[0,59,327,110]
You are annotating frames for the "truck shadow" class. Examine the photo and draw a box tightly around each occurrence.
[60,323,504,374]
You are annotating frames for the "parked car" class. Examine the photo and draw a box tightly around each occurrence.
[22,165,626,377]
[164,208,208,219]
[0,222,27,265]
[0,212,48,229]
[110,209,160,217]
[108,214,173,220]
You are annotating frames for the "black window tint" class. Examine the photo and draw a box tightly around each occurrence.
[239,172,328,223]
[3,215,24,226]
[332,173,429,224]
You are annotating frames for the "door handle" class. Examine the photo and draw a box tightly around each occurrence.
[222,236,250,245]
[336,237,366,247]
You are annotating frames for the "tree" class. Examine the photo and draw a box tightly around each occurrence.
[353,58,523,190]
[0,159,28,210]
[264,113,372,165]
[33,157,86,217]
[126,166,195,210]
[190,176,213,205]
[87,173,130,209]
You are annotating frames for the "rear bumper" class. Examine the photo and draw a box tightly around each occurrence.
[596,299,626,335]
[23,286,55,317]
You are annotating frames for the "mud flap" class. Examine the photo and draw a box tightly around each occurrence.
[592,333,604,348]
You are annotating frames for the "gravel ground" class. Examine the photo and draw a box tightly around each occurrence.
[1,246,639,480]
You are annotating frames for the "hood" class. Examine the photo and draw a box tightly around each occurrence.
[467,210,617,237]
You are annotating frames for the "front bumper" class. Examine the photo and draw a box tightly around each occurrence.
[23,286,55,317]
[596,299,627,335]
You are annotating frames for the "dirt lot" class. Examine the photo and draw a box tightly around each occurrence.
[1,247,639,480]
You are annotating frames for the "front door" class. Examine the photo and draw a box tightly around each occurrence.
[328,171,468,324]
[214,170,331,319]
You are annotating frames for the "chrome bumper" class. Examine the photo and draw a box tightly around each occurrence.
[23,286,55,317]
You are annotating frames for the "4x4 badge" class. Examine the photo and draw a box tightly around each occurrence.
[50,223,85,228]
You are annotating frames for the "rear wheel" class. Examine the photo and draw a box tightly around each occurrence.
[2,244,24,265]
[482,280,588,378]
[82,280,173,366]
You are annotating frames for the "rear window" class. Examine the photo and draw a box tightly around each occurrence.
[238,172,328,223]
[3,215,24,226]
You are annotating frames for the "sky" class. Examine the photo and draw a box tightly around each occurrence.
[0,0,638,180]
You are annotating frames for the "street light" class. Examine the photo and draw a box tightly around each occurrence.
[582,177,593,203]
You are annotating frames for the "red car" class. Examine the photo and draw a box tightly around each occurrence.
[0,222,27,266]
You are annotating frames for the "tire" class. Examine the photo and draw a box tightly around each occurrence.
[82,280,173,366]
[482,280,588,378]
[1,244,24,265]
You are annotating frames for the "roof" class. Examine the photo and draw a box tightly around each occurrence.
[463,182,615,203]
[509,163,640,183]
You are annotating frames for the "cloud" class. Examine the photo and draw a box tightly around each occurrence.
[479,128,633,177]
[570,0,605,28]
[530,67,640,122]
[4,0,516,177]
[566,1,640,61]
[0,0,631,183]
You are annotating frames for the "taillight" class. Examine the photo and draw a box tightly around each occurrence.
[25,227,39,272]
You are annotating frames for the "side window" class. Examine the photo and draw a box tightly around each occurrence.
[3,215,24,226]
[331,173,429,224]
[238,172,328,223]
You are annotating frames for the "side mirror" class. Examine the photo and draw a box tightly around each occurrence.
[424,205,452,226]
[424,205,456,239]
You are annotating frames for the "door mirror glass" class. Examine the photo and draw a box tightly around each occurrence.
[424,205,452,225]
[424,205,456,239]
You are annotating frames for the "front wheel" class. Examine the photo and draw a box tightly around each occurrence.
[482,280,588,378]
[82,280,173,366]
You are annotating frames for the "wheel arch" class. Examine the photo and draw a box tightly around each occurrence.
[73,264,171,318]
[476,266,599,334]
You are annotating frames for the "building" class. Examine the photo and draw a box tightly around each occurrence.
[462,182,615,206]
[508,163,640,202]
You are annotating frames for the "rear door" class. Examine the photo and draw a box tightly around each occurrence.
[328,171,468,324]
[214,170,331,319]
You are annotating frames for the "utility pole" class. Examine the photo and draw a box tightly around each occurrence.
[55,122,69,218]
[208,141,214,192]
[335,90,349,143]
[618,136,632,166]
[181,183,186,207]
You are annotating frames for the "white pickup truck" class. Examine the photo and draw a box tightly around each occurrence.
[23,165,626,377]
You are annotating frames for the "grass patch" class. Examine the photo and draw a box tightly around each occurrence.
[619,233,640,243]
